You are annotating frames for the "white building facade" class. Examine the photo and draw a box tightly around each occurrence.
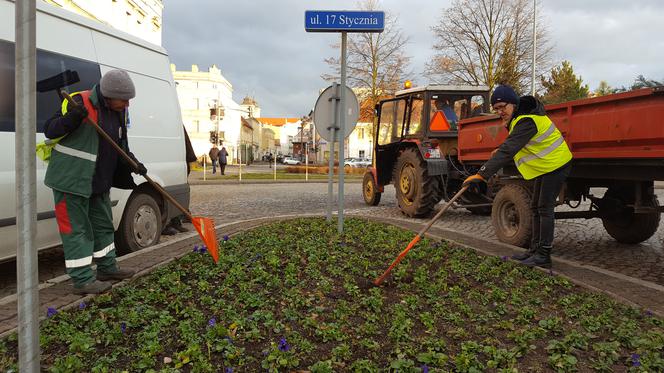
[43,0,163,45]
[172,64,247,164]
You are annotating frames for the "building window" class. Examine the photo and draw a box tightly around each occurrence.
[194,120,200,133]
[195,98,199,110]
[359,150,365,158]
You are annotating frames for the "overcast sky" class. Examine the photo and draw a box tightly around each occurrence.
[163,0,664,117]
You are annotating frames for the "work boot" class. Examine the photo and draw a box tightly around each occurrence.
[511,247,536,261]
[73,280,112,295]
[162,226,179,236]
[511,240,538,261]
[97,267,136,282]
[521,246,552,268]
[172,219,189,233]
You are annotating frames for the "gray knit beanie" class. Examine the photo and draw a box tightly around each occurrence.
[100,69,136,100]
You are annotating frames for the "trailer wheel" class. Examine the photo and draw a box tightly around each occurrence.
[491,183,532,248]
[601,190,660,244]
[362,171,381,206]
[115,192,162,255]
[393,148,442,217]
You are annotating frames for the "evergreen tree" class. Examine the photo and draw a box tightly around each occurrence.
[631,75,663,90]
[594,81,616,97]
[540,61,589,104]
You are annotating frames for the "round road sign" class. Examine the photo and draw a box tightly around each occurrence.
[313,84,359,142]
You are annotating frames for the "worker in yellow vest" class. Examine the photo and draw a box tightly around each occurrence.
[463,85,573,268]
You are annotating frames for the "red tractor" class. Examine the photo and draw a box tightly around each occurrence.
[364,84,664,248]
[362,85,494,217]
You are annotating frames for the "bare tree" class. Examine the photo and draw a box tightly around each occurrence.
[324,0,411,123]
[426,0,552,93]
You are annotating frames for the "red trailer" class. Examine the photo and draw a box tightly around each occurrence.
[458,87,664,246]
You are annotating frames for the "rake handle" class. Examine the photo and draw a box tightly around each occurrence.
[60,90,193,221]
[373,185,469,286]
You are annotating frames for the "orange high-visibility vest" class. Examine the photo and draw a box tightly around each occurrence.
[430,111,450,131]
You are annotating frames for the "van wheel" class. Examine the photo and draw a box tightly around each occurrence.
[115,192,162,255]
[491,183,532,248]
[601,189,660,244]
[393,148,442,217]
[362,171,381,206]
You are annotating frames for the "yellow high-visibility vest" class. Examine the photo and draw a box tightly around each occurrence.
[509,114,572,180]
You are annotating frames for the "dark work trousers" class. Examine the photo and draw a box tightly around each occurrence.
[211,159,218,174]
[530,161,572,248]
[220,162,227,175]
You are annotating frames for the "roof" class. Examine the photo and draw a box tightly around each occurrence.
[256,118,300,127]
[396,84,490,96]
[241,96,259,106]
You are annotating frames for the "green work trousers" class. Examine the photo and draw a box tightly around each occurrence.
[53,190,118,287]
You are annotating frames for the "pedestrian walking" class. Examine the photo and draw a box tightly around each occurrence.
[219,143,229,175]
[463,85,573,268]
[43,69,144,294]
[208,144,220,174]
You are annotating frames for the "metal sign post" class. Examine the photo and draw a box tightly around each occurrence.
[16,0,40,371]
[337,32,347,233]
[306,10,383,232]
[314,84,358,222]
[327,84,338,222]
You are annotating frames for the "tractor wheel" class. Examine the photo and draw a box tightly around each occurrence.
[601,188,660,244]
[491,183,532,248]
[362,171,381,206]
[393,148,442,217]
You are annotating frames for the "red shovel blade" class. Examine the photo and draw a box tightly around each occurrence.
[192,217,219,263]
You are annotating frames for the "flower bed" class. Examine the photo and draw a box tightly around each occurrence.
[1,218,663,371]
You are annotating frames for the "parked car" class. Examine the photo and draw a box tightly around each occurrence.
[283,157,301,165]
[344,157,372,168]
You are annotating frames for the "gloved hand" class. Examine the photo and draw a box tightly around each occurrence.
[462,174,486,188]
[65,101,88,123]
[133,162,148,176]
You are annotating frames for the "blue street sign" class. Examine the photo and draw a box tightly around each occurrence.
[305,10,384,33]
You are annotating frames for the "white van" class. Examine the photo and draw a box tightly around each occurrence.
[0,0,189,261]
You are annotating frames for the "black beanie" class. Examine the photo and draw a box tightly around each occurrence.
[491,85,519,106]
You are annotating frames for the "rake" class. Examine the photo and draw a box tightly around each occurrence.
[373,185,469,285]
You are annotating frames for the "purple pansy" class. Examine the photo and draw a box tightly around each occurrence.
[501,255,508,261]
[421,364,429,373]
[208,317,216,327]
[225,368,233,373]
[120,322,127,333]
[278,337,290,352]
[193,245,199,252]
[223,235,229,241]
[78,302,86,310]
[46,307,57,318]
[200,246,207,254]
[631,353,641,367]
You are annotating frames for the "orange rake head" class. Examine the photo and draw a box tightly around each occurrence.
[191,216,220,263]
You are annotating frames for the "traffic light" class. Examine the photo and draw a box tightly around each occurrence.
[209,130,218,144]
